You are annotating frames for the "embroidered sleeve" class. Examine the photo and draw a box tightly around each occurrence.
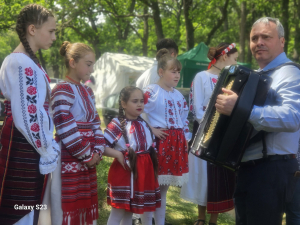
[0,55,60,174]
[104,118,123,147]
[86,86,105,155]
[143,85,158,113]
[191,72,208,123]
[180,96,192,141]
[51,83,93,163]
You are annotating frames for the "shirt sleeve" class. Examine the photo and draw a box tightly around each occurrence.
[249,66,300,132]
[0,55,60,174]
[51,84,93,163]
[104,118,123,148]
[143,85,158,114]
[191,72,208,123]
[87,87,105,154]
[180,95,192,141]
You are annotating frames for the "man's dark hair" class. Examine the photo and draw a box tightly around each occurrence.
[156,38,178,54]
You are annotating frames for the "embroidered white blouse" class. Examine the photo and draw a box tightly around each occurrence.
[0,53,60,174]
[104,118,154,152]
[189,71,218,123]
[143,84,191,140]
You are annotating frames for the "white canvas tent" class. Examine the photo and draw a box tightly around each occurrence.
[92,52,155,107]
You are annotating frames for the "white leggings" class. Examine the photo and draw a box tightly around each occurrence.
[140,185,169,225]
[107,208,133,225]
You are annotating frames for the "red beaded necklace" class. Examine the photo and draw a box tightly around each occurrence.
[66,76,81,85]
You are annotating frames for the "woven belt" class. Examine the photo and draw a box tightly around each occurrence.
[240,154,296,167]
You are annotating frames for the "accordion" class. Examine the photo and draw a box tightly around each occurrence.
[190,65,272,171]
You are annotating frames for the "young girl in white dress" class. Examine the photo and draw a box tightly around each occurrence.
[51,41,106,225]
[180,43,238,225]
[105,86,161,225]
[142,49,191,225]
[0,4,59,225]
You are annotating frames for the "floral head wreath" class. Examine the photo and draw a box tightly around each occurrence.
[207,43,236,69]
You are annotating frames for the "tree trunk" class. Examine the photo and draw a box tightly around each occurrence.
[282,0,290,53]
[142,6,149,56]
[239,1,247,62]
[293,0,300,62]
[183,0,194,50]
[150,0,164,40]
[205,0,230,46]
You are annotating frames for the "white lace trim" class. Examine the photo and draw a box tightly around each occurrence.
[179,194,207,206]
[158,172,189,187]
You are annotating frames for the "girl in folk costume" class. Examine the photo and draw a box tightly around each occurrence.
[142,49,191,225]
[50,41,105,225]
[0,4,60,225]
[105,86,161,225]
[180,43,238,225]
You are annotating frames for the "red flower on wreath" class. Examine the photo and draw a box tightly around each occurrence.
[25,67,33,76]
[28,104,37,114]
[212,78,217,83]
[31,123,40,132]
[35,140,41,148]
[27,86,37,95]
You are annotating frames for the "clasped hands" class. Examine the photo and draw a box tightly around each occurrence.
[215,88,238,116]
[86,153,101,168]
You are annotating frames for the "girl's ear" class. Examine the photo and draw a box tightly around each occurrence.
[121,100,126,109]
[222,54,228,61]
[69,58,76,69]
[158,68,164,77]
[27,24,36,36]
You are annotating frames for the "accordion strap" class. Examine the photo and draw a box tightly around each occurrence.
[258,62,300,75]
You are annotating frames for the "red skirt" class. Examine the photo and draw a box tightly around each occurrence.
[156,128,189,186]
[59,127,99,225]
[0,116,47,225]
[107,152,161,214]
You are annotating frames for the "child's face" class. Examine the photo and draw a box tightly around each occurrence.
[159,60,181,88]
[73,52,95,82]
[122,89,144,120]
[34,16,56,50]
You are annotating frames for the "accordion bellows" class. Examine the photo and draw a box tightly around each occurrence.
[191,65,272,171]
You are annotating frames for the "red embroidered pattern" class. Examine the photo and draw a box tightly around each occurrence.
[35,140,41,148]
[27,86,37,95]
[25,67,33,76]
[31,123,40,132]
[28,104,37,114]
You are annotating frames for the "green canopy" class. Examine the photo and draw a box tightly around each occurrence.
[177,42,252,88]
[177,42,210,88]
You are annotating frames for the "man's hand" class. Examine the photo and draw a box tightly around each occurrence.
[215,88,238,116]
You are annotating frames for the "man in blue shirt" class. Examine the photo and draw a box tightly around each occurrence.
[215,17,300,225]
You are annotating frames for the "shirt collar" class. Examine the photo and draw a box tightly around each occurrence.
[259,52,291,71]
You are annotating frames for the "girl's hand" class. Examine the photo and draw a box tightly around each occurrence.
[116,151,126,170]
[86,153,100,168]
[103,147,126,170]
[152,127,169,140]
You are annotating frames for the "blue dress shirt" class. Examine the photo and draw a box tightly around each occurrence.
[243,52,300,161]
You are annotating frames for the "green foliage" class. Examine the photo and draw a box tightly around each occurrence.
[0,0,299,76]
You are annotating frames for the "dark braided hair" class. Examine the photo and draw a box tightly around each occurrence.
[118,86,158,179]
[16,4,54,65]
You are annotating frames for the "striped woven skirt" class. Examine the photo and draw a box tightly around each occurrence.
[0,116,47,225]
[107,152,161,214]
[59,125,99,225]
